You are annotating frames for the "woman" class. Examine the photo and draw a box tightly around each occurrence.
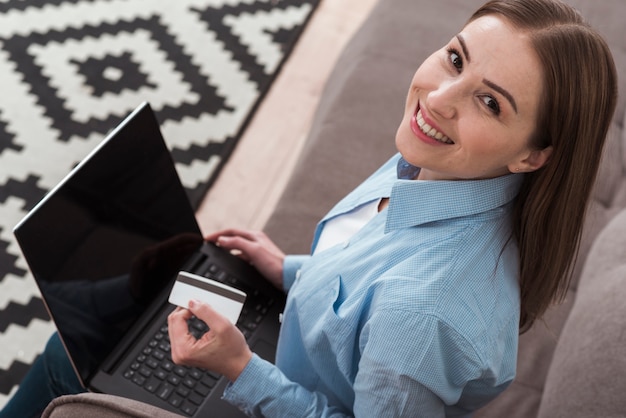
[0,0,617,417]
[168,0,617,416]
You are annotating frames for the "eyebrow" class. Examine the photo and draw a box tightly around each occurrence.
[483,79,518,113]
[456,34,519,114]
[456,34,471,63]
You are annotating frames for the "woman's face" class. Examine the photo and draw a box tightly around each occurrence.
[396,15,550,181]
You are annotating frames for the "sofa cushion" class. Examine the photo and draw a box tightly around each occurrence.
[578,208,626,291]
[42,393,183,418]
[537,209,626,418]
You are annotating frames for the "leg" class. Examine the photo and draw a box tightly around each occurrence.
[0,332,85,418]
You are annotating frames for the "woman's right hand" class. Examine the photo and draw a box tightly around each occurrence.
[205,229,285,289]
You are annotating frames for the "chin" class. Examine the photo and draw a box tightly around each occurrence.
[395,133,420,166]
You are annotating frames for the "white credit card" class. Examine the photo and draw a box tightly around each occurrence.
[168,271,246,324]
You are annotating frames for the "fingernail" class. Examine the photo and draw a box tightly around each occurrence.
[189,299,198,308]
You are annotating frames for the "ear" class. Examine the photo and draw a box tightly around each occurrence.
[509,146,553,173]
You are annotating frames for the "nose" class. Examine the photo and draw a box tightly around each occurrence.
[427,79,460,120]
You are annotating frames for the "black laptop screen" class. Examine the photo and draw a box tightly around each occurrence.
[13,103,203,383]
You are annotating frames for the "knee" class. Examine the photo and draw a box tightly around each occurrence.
[42,333,69,368]
[41,333,83,394]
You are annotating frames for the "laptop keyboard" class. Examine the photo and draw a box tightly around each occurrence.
[123,261,275,416]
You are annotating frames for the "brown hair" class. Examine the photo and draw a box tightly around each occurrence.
[469,0,618,333]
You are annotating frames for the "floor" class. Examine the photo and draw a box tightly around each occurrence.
[195,0,379,234]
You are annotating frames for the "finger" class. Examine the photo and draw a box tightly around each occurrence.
[205,228,260,243]
[215,234,261,254]
[188,300,231,334]
[167,307,194,340]
[204,228,244,242]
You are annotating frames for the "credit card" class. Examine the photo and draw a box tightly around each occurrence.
[168,271,246,324]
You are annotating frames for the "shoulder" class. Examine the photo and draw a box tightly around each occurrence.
[363,289,518,390]
[367,224,520,371]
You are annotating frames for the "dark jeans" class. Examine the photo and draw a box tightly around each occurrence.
[0,332,85,418]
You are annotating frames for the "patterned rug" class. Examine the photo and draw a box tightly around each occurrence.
[0,0,319,407]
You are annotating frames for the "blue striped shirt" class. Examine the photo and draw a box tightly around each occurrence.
[224,153,523,417]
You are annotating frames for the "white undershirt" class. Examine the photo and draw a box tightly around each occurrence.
[313,198,382,254]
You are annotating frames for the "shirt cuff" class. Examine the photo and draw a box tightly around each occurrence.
[282,254,309,292]
[222,354,279,416]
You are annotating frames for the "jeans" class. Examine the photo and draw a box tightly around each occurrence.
[0,332,85,418]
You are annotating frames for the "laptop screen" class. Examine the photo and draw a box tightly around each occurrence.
[13,102,203,384]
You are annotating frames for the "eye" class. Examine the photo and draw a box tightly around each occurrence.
[447,48,463,72]
[481,95,501,116]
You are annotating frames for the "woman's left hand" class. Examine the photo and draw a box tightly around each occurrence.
[167,300,253,382]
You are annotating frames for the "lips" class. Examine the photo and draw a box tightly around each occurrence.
[413,105,453,144]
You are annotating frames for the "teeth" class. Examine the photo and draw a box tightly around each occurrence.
[416,110,452,144]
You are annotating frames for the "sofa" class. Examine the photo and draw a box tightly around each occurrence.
[43,0,626,416]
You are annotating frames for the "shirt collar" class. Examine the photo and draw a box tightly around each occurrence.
[386,164,523,232]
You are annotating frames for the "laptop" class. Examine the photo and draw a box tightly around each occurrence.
[13,102,286,417]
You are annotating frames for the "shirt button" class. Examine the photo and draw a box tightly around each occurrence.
[342,241,350,249]
[295,270,301,280]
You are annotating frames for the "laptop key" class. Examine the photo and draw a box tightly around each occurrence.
[180,401,198,416]
[152,349,166,361]
[182,377,196,389]
[169,394,183,408]
[154,369,168,380]
[157,383,175,400]
[138,366,152,378]
[189,369,203,380]
[132,374,146,386]
[207,370,221,380]
[188,391,205,406]
[168,374,181,386]
[201,375,218,389]
[144,376,161,393]
[174,366,187,377]
[176,386,190,398]
[162,359,174,371]
[195,382,211,396]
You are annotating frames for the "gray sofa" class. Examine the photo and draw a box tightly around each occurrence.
[43,0,626,416]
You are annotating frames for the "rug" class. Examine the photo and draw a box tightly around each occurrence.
[0,0,319,407]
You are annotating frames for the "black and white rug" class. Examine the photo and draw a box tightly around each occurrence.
[0,0,319,406]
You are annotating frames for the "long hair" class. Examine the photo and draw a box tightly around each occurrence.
[469,0,618,333]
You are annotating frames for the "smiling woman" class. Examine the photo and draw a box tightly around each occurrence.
[2,0,618,417]
[166,2,616,415]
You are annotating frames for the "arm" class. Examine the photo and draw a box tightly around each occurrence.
[168,302,348,416]
[168,301,350,416]
[224,352,445,418]
[224,355,348,417]
[223,310,470,417]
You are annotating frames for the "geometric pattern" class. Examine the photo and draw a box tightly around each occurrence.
[0,0,318,407]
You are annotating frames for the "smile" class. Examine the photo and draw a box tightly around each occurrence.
[415,108,453,144]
